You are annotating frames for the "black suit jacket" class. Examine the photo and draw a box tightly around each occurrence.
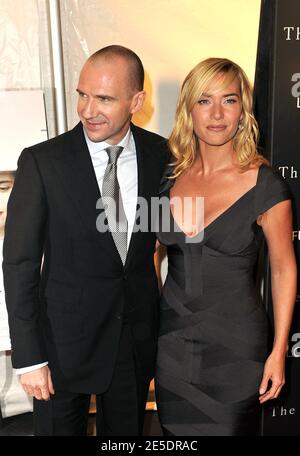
[3,122,169,393]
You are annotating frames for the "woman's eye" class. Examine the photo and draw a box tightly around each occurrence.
[198,99,209,105]
[224,98,237,104]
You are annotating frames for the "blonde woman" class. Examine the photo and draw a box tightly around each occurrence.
[155,58,296,436]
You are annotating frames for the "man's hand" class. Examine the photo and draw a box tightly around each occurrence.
[20,365,55,400]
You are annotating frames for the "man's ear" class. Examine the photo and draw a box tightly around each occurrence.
[131,91,146,114]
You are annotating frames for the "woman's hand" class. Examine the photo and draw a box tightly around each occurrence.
[259,351,286,404]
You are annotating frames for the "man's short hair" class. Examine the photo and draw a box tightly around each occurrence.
[89,45,144,93]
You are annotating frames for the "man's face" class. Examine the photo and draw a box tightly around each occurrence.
[77,57,145,144]
[0,172,15,234]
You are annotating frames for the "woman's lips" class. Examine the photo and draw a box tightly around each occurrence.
[207,125,226,131]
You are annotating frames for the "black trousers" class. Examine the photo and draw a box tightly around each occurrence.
[34,323,150,436]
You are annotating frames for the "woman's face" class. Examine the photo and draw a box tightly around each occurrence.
[191,76,243,149]
[0,172,15,234]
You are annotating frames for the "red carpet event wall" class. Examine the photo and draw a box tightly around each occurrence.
[254,0,300,436]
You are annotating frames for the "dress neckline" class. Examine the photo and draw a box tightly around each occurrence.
[169,164,264,239]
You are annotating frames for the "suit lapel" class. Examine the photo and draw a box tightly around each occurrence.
[51,123,121,263]
[51,123,157,267]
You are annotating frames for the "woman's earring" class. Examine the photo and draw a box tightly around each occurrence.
[238,121,244,130]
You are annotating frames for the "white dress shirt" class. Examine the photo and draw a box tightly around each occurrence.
[85,127,138,248]
[16,127,138,374]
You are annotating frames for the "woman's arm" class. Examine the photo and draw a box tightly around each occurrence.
[258,199,297,403]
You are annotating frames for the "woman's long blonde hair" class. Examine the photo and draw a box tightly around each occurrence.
[169,57,267,178]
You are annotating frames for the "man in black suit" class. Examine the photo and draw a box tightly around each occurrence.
[3,45,169,435]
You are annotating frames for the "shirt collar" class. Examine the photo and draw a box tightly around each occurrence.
[83,127,132,158]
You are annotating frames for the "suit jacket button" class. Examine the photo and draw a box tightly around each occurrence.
[116,313,122,319]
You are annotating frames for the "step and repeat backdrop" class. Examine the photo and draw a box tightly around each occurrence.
[255,0,300,436]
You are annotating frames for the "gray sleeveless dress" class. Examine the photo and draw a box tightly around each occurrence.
[155,164,290,436]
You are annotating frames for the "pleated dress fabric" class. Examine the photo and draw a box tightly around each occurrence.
[155,164,290,436]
